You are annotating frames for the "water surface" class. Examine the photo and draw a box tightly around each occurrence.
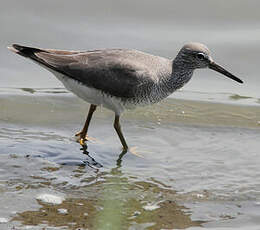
[0,89,259,229]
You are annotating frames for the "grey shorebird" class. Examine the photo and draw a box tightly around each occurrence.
[8,43,243,151]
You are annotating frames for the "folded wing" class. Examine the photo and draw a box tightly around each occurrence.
[10,44,152,99]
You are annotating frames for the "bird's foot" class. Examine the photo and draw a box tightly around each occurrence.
[79,138,86,146]
[127,146,144,158]
[75,132,97,145]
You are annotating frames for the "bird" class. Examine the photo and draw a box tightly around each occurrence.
[8,42,243,151]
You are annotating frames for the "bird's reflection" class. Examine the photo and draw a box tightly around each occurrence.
[80,144,128,169]
[116,149,128,167]
[80,144,103,169]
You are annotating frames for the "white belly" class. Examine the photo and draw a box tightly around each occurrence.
[52,71,135,115]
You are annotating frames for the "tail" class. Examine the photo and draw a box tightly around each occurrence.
[7,44,83,79]
[7,44,44,58]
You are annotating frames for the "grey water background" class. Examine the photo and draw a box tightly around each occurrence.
[0,0,260,230]
[1,0,260,102]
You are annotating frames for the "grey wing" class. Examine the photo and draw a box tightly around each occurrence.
[35,49,152,99]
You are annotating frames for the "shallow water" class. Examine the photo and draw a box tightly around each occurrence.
[0,89,260,229]
[1,0,260,229]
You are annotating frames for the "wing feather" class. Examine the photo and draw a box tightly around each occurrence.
[35,50,151,98]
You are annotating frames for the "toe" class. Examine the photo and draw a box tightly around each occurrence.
[128,146,144,158]
[79,138,86,146]
[75,131,82,137]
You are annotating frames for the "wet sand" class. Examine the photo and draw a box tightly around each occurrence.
[0,89,259,229]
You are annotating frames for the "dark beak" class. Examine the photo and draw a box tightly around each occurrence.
[209,61,243,84]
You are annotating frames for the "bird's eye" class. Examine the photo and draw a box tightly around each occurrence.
[196,53,205,60]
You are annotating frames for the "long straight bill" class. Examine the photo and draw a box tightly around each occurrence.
[209,62,243,84]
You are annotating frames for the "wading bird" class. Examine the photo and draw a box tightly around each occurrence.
[8,43,243,151]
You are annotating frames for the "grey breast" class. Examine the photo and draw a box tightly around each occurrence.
[35,49,173,102]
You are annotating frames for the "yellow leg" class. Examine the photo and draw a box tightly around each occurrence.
[113,115,128,151]
[76,104,97,146]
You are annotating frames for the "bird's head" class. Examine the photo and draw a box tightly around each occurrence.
[176,42,243,84]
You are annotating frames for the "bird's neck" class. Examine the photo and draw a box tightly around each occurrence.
[142,58,195,104]
[163,59,194,93]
